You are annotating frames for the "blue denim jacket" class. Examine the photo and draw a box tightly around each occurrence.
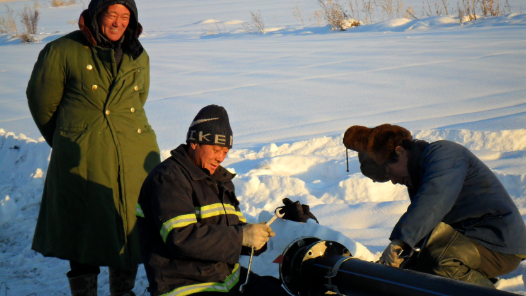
[390,140,526,255]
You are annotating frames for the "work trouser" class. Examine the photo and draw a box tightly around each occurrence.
[412,223,521,285]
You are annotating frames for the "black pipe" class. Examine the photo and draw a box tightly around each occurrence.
[309,254,516,296]
[279,238,517,296]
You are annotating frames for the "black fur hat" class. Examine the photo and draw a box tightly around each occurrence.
[187,105,233,148]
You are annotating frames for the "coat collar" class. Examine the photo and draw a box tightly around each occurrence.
[407,139,430,198]
[170,144,235,182]
[78,10,97,46]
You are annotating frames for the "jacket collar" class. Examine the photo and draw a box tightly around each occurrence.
[407,139,430,198]
[170,144,235,182]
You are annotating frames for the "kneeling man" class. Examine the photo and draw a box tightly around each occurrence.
[343,124,526,288]
[137,105,289,296]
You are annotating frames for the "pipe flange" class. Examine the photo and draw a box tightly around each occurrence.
[324,256,355,295]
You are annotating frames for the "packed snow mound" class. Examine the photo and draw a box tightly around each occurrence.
[198,19,221,24]
[217,128,526,217]
[194,14,526,37]
[240,214,376,278]
[414,129,526,151]
[0,129,49,225]
[345,14,526,33]
[223,20,245,25]
[343,14,526,33]
[160,128,526,220]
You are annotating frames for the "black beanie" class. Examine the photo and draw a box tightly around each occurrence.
[186,105,233,148]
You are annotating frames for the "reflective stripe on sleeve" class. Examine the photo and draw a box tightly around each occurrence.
[160,264,240,296]
[195,203,247,222]
[136,204,145,218]
[195,203,225,219]
[224,204,247,223]
[161,214,198,242]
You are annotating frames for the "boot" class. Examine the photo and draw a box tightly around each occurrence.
[68,274,98,296]
[467,270,495,289]
[109,266,138,296]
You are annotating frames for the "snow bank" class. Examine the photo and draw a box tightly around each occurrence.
[240,213,376,278]
[196,14,526,36]
[219,129,526,218]
[323,14,526,33]
[414,129,526,152]
[0,129,48,225]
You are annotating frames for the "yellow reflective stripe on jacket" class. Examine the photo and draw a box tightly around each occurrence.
[224,204,247,223]
[160,264,240,296]
[161,214,198,242]
[195,203,246,222]
[136,204,145,218]
[195,203,225,219]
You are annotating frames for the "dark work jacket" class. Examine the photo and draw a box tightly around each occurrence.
[390,140,526,255]
[137,144,248,296]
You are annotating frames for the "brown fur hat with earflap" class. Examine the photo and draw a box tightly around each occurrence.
[343,124,412,165]
[343,124,412,182]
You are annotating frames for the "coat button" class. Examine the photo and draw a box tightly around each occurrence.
[130,107,135,113]
[86,64,93,70]
[134,86,139,91]
[84,46,89,49]
[137,128,142,134]
[92,85,98,90]
[105,110,110,115]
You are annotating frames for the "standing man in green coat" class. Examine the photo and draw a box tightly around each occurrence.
[26,0,160,295]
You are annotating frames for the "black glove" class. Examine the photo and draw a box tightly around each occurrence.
[279,198,319,224]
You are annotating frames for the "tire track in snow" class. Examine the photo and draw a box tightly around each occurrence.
[149,50,523,102]
[232,89,526,141]
[148,30,520,78]
[235,39,521,76]
[169,38,519,78]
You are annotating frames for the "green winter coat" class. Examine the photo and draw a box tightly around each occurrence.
[27,18,160,269]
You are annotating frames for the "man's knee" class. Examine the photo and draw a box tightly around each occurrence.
[416,223,481,280]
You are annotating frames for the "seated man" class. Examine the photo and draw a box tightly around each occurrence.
[136,105,289,296]
[343,124,526,288]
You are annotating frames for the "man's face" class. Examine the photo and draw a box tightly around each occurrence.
[189,143,229,175]
[97,4,130,42]
[385,146,412,187]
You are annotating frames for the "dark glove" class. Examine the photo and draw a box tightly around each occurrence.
[279,198,319,224]
[378,239,406,268]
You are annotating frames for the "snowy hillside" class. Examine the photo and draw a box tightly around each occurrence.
[1,0,525,295]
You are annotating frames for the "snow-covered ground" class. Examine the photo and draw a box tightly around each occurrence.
[0,0,525,295]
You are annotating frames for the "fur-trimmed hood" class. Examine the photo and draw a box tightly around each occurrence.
[78,0,144,59]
